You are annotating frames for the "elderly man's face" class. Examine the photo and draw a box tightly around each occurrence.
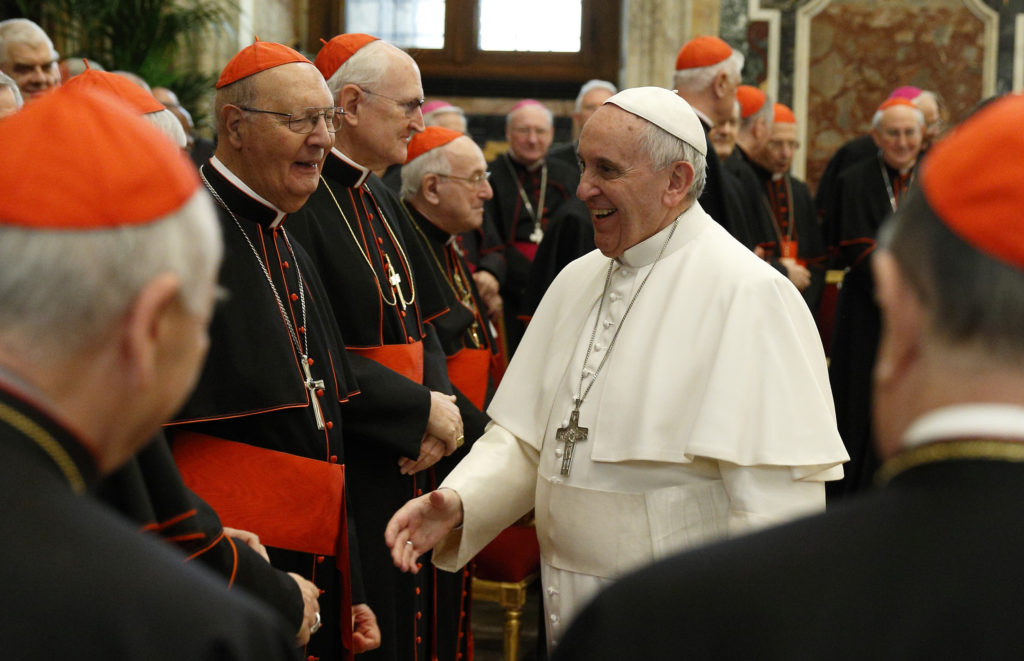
[759,121,799,175]
[429,110,467,134]
[0,87,19,119]
[573,87,614,139]
[2,41,59,100]
[577,105,679,258]
[506,105,553,165]
[915,95,941,146]
[351,48,425,170]
[237,63,334,212]
[708,102,739,160]
[873,105,922,172]
[434,137,493,234]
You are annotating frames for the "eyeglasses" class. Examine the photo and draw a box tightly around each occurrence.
[434,171,491,187]
[358,87,425,117]
[238,106,343,133]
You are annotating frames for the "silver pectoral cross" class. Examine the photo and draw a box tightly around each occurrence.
[529,225,544,244]
[384,254,409,310]
[300,354,326,430]
[556,406,588,476]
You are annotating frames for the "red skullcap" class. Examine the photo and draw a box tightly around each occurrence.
[675,36,732,71]
[0,85,199,229]
[919,94,1024,271]
[773,103,796,124]
[511,99,544,112]
[62,68,165,114]
[736,85,766,119]
[314,33,379,81]
[217,41,310,89]
[877,97,917,113]
[405,126,463,164]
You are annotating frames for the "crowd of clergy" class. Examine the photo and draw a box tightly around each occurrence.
[2,13,1021,661]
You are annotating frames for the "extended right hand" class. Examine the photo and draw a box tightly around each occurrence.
[384,489,463,573]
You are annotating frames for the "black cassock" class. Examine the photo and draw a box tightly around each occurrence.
[0,383,298,661]
[168,159,359,661]
[288,149,473,661]
[554,455,1024,661]
[482,151,579,353]
[825,155,915,501]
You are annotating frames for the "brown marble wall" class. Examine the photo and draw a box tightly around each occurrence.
[805,0,986,193]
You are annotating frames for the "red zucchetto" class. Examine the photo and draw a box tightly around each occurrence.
[61,67,164,114]
[315,33,379,81]
[405,126,463,164]
[675,36,733,71]
[216,41,311,89]
[919,94,1024,271]
[773,103,796,124]
[0,85,199,229]
[736,85,767,119]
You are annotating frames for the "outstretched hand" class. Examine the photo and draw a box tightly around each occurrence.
[384,489,464,573]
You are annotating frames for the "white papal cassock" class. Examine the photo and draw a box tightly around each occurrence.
[433,202,849,648]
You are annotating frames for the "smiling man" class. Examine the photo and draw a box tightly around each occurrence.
[0,19,60,101]
[164,40,381,661]
[385,87,848,651]
[287,34,470,661]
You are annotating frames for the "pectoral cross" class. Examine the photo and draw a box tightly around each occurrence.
[529,225,544,244]
[300,354,326,430]
[556,405,588,476]
[384,254,409,310]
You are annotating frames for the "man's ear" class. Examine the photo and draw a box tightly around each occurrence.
[873,251,926,386]
[422,174,442,205]
[337,84,363,126]
[221,105,246,149]
[120,273,183,389]
[663,160,696,207]
[712,70,731,100]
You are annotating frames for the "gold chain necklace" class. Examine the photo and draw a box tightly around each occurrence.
[0,400,85,494]
[402,201,484,349]
[320,175,416,310]
[876,438,1024,486]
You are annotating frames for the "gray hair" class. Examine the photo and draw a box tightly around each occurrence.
[0,190,222,362]
[145,108,188,149]
[879,188,1024,365]
[400,144,451,199]
[505,102,554,129]
[740,95,774,131]
[574,79,618,112]
[325,39,402,101]
[213,75,258,133]
[872,105,924,129]
[672,50,744,92]
[0,71,23,108]
[638,120,707,201]
[0,18,57,64]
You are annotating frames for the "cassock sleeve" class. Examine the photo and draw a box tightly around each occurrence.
[433,423,539,571]
[342,353,431,460]
[99,435,305,633]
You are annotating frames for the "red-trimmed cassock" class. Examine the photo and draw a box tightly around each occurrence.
[745,158,826,311]
[288,148,472,661]
[824,153,917,501]
[167,157,360,661]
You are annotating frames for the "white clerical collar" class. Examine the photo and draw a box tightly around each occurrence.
[903,403,1024,449]
[617,207,697,269]
[208,156,287,228]
[331,147,372,187]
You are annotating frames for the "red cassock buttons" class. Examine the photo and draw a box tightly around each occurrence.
[326,421,334,430]
[329,455,338,464]
[290,292,299,301]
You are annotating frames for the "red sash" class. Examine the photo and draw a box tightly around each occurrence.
[513,240,540,262]
[446,347,491,410]
[349,340,424,384]
[171,432,353,655]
